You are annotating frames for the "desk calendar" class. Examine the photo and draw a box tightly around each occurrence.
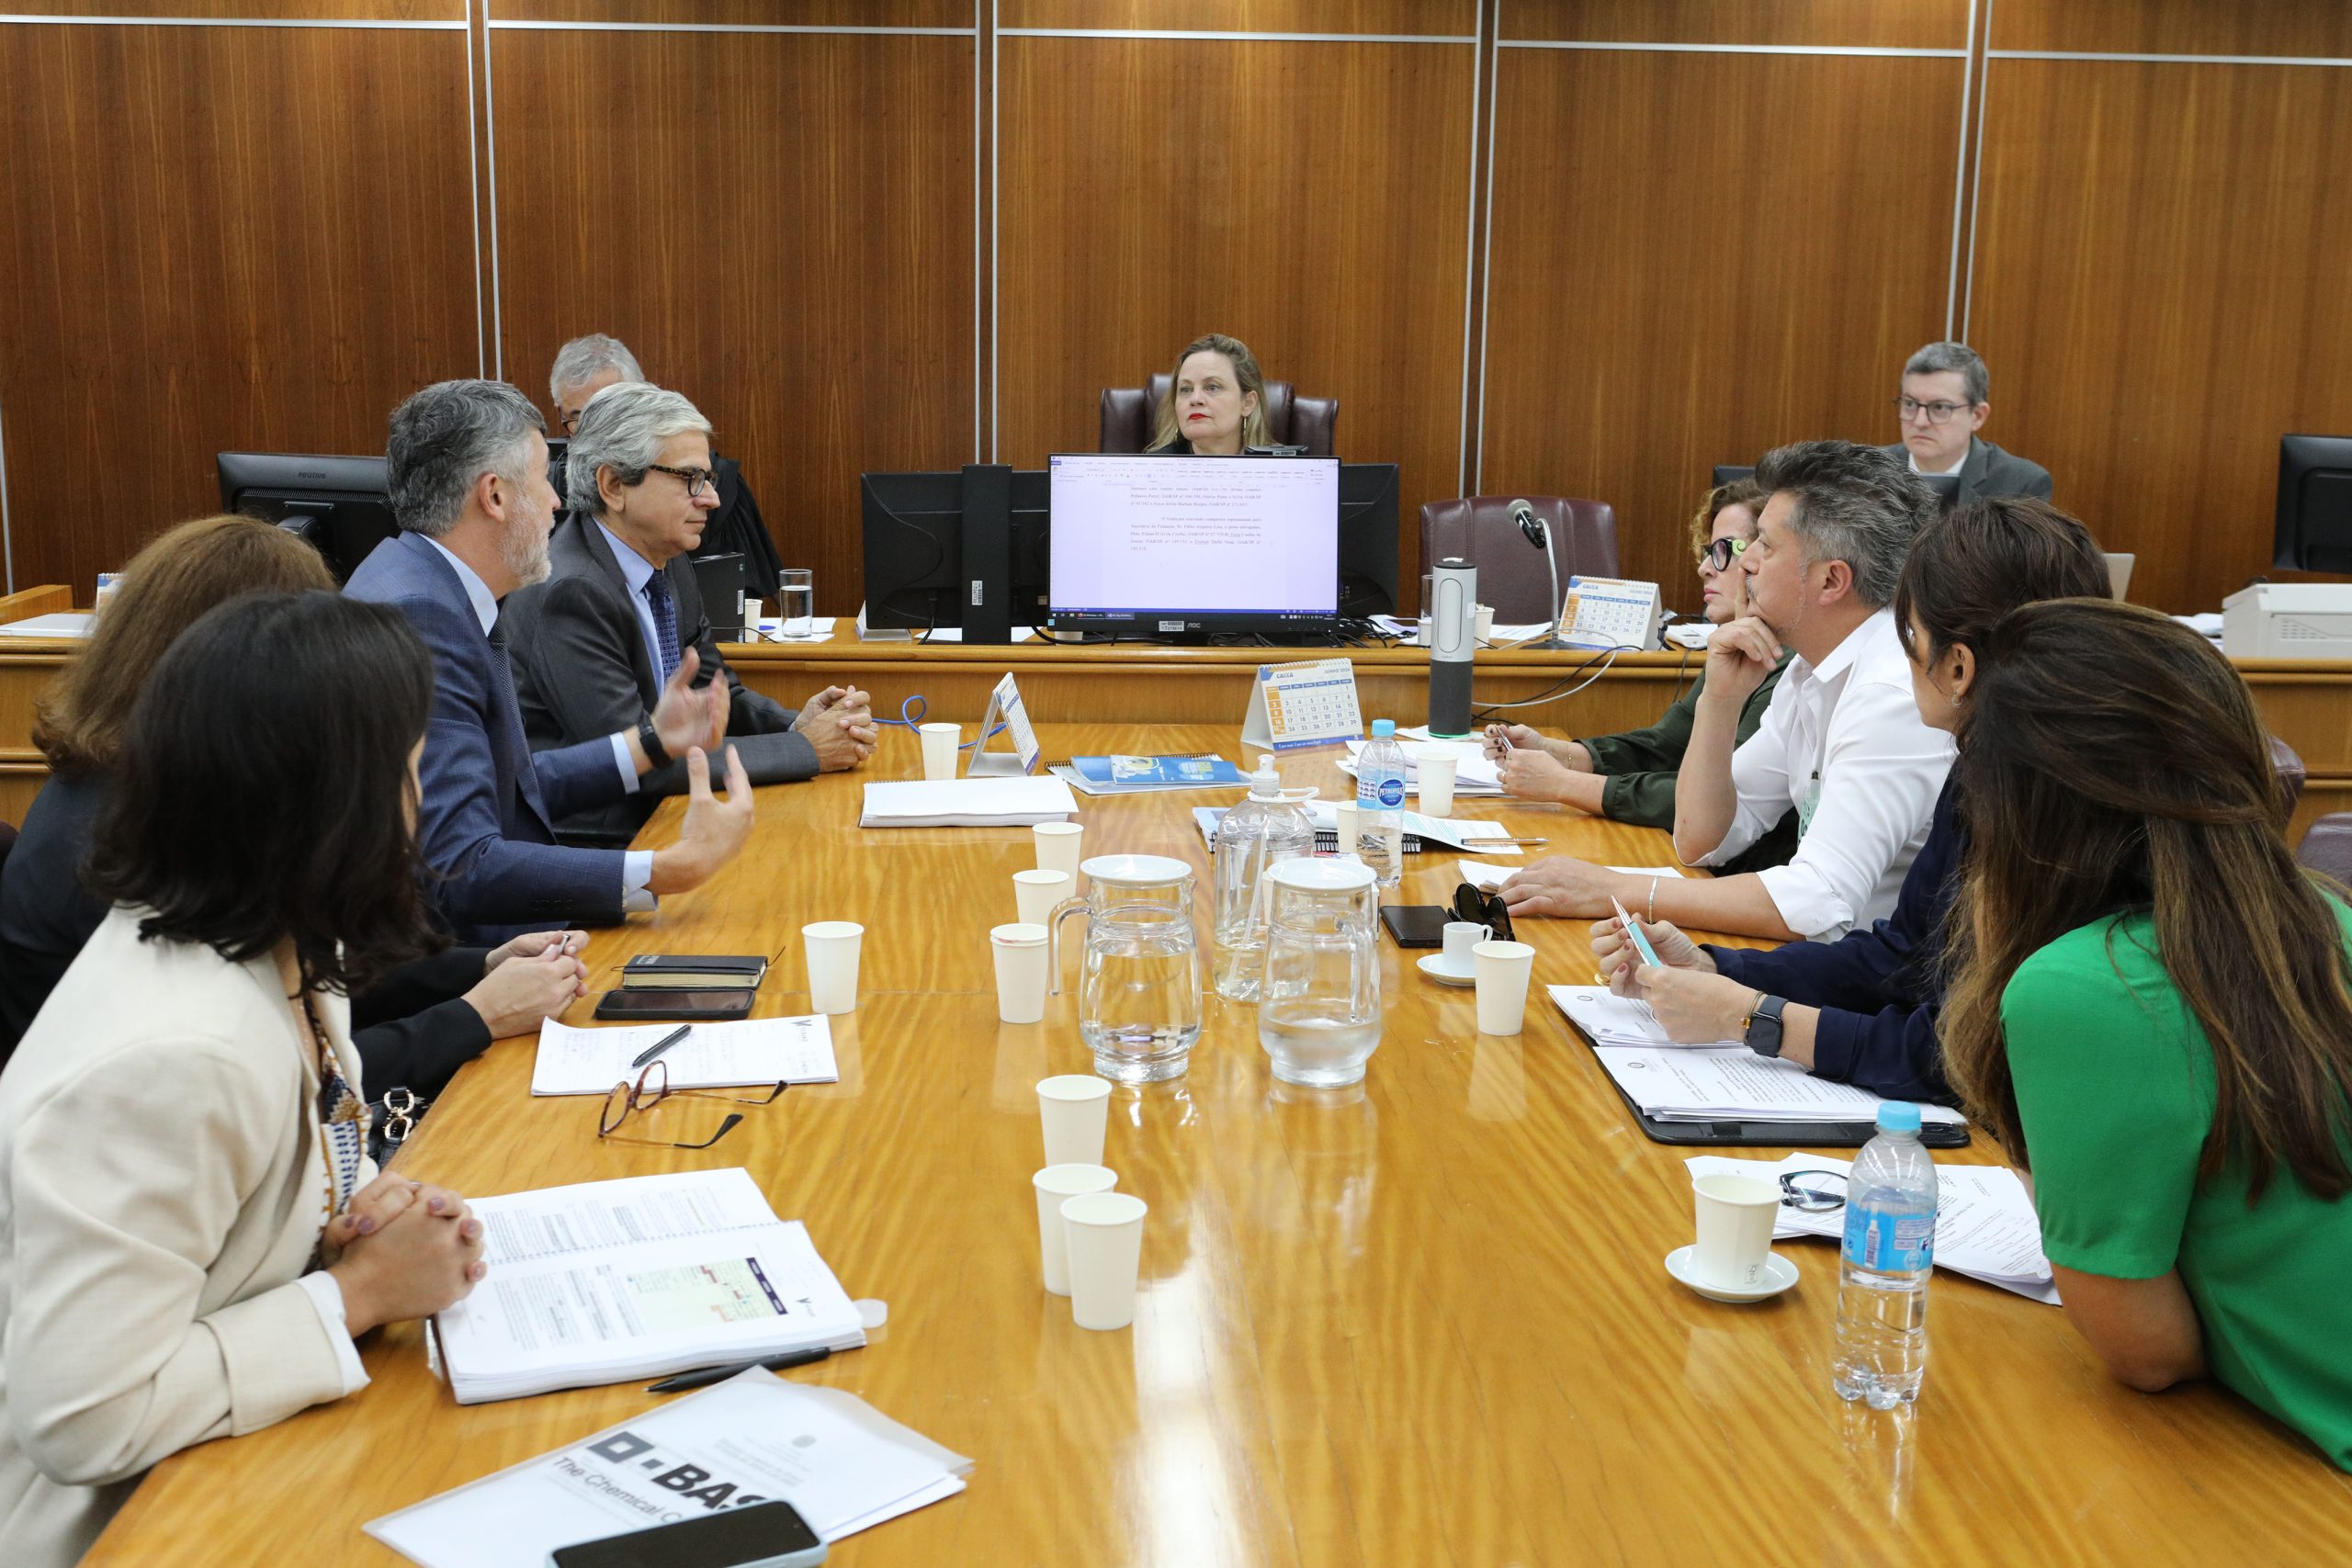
[1558,575,1663,652]
[967,671,1043,775]
[1240,658,1363,750]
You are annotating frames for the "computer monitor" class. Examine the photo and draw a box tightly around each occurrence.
[2273,434,2352,571]
[217,452,397,583]
[1713,464,1755,489]
[1048,453,1340,638]
[860,465,1050,640]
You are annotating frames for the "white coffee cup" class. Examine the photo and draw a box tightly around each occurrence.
[1333,801,1359,859]
[1473,939,1536,1034]
[1033,1164,1117,1296]
[1033,821,1084,877]
[1012,868,1071,927]
[1416,750,1460,818]
[1441,920,1489,976]
[1691,1172,1781,1291]
[990,922,1049,1024]
[1036,1073,1112,1166]
[919,721,960,781]
[1476,604,1495,642]
[802,920,864,1014]
[1060,1190,1148,1329]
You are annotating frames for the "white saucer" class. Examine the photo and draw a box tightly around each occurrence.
[1665,1246,1799,1303]
[1417,953,1476,987]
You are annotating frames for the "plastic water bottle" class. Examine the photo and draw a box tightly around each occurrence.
[1355,719,1408,888]
[1833,1101,1939,1408]
[1211,755,1317,1001]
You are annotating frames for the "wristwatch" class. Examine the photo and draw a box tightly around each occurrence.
[636,716,671,770]
[1742,993,1789,1059]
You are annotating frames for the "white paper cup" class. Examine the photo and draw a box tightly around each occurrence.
[1060,1190,1148,1329]
[1333,802,1359,859]
[1417,750,1459,818]
[919,721,960,781]
[1033,820,1085,877]
[1473,939,1536,1035]
[1476,604,1495,641]
[990,922,1049,1024]
[1441,920,1489,973]
[1036,1073,1112,1166]
[1034,1164,1117,1296]
[802,920,864,1014]
[1691,1173,1781,1291]
[1013,868,1071,927]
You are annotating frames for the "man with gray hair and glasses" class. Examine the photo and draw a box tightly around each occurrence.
[1502,441,1953,951]
[346,378,755,941]
[502,381,876,846]
[549,333,785,597]
[1882,340,2052,502]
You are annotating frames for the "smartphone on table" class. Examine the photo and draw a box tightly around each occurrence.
[548,1498,826,1568]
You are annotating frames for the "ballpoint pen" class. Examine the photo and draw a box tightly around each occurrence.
[629,1023,692,1071]
[646,1346,832,1394]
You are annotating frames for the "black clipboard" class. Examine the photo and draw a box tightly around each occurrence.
[1550,998,1971,1149]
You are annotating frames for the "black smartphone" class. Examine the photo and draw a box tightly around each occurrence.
[548,1500,826,1568]
[1378,905,1451,948]
[594,988,757,1022]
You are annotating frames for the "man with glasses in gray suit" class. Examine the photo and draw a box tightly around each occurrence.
[1881,341,2052,504]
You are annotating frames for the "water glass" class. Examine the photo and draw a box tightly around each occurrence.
[779,567,815,636]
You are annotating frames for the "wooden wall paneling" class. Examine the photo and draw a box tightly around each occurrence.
[1992,0,2352,60]
[0,17,481,595]
[11,1,459,17]
[1964,59,2352,614]
[1000,0,1475,34]
[1476,47,1964,615]
[994,35,1478,615]
[488,26,977,616]
[493,0,971,27]
[1501,0,1971,51]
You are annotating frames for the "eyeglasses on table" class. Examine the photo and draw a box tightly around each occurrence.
[596,1059,787,1150]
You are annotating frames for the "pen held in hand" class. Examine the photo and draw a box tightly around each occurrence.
[1611,897,1663,971]
[629,1023,693,1071]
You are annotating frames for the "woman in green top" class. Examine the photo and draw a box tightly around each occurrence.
[1942,599,2352,1472]
[1485,479,1799,874]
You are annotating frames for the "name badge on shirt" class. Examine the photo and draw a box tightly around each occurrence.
[1797,771,1822,840]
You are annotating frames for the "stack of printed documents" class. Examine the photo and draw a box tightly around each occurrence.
[368,1371,970,1563]
[530,1015,838,1096]
[1338,737,1503,796]
[1685,1152,2059,1303]
[859,776,1078,827]
[1548,986,1968,1130]
[433,1169,867,1404]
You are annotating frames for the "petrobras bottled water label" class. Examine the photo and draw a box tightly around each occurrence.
[1843,1204,1935,1273]
[1376,775,1406,807]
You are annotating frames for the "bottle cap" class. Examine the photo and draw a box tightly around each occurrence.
[1370,719,1396,739]
[1249,754,1282,798]
[1875,1101,1923,1134]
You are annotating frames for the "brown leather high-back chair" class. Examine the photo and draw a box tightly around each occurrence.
[2296,810,2352,884]
[2271,735,2308,818]
[1417,496,1620,624]
[1098,375,1339,457]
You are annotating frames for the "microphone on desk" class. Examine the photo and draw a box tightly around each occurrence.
[1511,498,1566,650]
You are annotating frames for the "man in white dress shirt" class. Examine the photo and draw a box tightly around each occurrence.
[1502,440,1952,942]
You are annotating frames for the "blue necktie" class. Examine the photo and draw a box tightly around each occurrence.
[642,570,681,685]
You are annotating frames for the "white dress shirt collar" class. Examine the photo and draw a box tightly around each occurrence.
[417,534,501,637]
[1906,441,1970,478]
[594,520,660,596]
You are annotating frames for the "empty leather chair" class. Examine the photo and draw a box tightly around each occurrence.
[1098,375,1340,457]
[2296,811,2352,885]
[1418,496,1621,625]
[2272,735,2308,818]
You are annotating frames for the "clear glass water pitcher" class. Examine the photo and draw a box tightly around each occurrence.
[1257,856,1384,1088]
[1050,853,1204,1083]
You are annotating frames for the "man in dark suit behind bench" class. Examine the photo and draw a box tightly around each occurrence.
[345,378,755,942]
[501,381,876,848]
[1879,341,2052,504]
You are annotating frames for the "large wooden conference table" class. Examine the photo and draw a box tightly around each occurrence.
[83,722,2352,1566]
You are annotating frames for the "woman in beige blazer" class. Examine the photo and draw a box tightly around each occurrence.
[0,592,488,1567]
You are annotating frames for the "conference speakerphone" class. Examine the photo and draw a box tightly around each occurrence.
[1046,454,1340,641]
